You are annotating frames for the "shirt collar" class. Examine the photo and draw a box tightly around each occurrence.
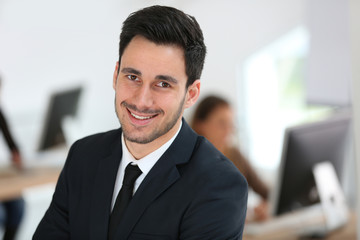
[121,121,182,176]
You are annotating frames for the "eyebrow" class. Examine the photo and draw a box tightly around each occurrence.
[121,67,142,76]
[156,75,178,84]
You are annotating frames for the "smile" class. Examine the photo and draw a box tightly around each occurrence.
[130,112,155,120]
[121,102,162,125]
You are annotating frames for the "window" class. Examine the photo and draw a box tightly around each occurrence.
[238,26,333,171]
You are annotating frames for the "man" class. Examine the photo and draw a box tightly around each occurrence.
[33,5,248,240]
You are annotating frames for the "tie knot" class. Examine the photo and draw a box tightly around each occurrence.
[123,163,142,187]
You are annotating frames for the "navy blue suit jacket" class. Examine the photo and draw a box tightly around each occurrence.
[33,120,248,239]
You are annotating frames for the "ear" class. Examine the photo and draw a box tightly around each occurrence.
[184,79,201,109]
[113,62,120,90]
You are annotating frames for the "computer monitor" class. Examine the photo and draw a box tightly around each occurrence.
[37,86,83,151]
[271,112,352,216]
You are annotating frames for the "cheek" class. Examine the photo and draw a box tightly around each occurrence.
[114,90,123,104]
[157,97,176,113]
[154,91,183,109]
[115,82,132,100]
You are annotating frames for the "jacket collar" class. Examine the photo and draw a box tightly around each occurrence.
[89,130,122,240]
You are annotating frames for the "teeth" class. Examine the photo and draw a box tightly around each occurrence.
[131,112,152,120]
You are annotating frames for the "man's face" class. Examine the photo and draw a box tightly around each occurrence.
[113,35,200,148]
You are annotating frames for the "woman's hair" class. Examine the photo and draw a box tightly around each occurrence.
[191,95,229,133]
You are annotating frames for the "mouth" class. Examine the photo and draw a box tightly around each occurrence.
[127,109,159,126]
[121,101,162,126]
[129,111,158,120]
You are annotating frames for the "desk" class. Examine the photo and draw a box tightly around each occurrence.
[243,212,357,240]
[0,167,61,201]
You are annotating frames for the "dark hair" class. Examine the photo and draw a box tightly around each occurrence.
[191,95,230,130]
[119,5,207,87]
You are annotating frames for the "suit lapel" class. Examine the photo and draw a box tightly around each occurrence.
[89,132,123,240]
[115,120,199,239]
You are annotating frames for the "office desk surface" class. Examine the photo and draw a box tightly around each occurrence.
[0,166,61,201]
[243,212,357,240]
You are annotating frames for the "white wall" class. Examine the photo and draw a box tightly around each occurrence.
[305,0,352,106]
[0,0,306,158]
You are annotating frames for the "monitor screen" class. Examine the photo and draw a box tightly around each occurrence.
[37,86,83,151]
[271,112,351,216]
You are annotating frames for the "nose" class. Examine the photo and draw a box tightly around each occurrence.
[134,85,154,110]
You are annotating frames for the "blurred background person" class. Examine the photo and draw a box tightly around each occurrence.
[191,95,269,222]
[0,75,25,240]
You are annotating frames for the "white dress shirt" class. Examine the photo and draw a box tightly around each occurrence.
[111,122,182,210]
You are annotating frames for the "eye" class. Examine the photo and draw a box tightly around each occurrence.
[127,75,139,81]
[156,81,171,88]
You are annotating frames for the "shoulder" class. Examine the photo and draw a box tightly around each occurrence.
[178,137,248,238]
[59,128,122,181]
[66,128,121,163]
[72,129,120,150]
[189,137,248,190]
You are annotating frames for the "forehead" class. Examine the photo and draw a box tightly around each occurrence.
[121,35,185,69]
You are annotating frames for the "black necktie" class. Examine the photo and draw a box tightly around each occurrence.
[108,163,142,240]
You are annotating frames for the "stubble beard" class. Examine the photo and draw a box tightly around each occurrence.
[114,96,185,144]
